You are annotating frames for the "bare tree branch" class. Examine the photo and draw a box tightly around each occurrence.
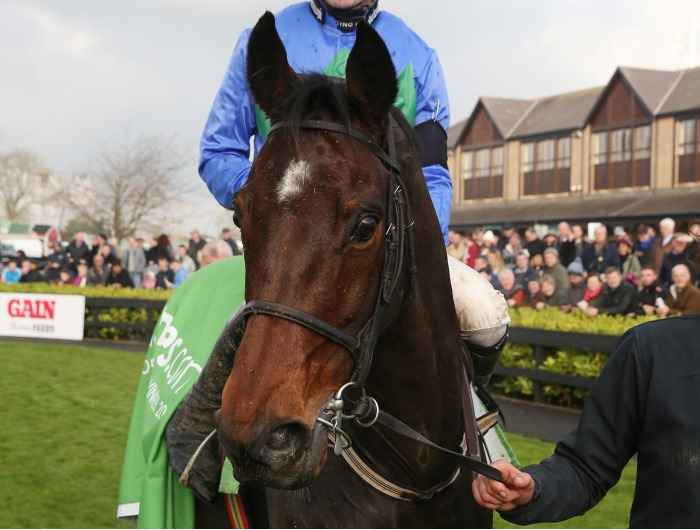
[0,149,49,221]
[59,131,192,240]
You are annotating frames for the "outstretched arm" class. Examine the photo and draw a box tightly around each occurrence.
[199,29,256,209]
[472,331,645,523]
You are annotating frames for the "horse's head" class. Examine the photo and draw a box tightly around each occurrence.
[217,12,400,488]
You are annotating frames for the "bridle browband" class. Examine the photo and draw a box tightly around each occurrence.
[228,117,504,500]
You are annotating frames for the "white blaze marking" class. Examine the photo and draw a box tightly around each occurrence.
[277,159,310,202]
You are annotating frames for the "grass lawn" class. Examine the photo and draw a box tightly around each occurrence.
[0,339,635,528]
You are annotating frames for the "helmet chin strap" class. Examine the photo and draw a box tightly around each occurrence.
[310,0,380,32]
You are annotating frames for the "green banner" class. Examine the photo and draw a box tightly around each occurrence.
[118,257,246,528]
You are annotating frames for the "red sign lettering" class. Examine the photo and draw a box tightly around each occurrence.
[7,299,56,320]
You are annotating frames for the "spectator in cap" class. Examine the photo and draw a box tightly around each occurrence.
[657,264,700,316]
[659,233,695,288]
[617,235,641,285]
[563,259,586,308]
[543,247,569,301]
[581,225,619,275]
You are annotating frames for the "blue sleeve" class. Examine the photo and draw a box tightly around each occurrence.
[415,49,451,244]
[199,29,256,209]
[423,165,452,245]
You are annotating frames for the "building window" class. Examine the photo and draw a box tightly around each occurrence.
[592,125,651,189]
[462,151,473,180]
[522,137,571,195]
[536,140,555,171]
[461,145,504,200]
[557,137,571,168]
[678,119,696,155]
[634,125,651,159]
[522,143,534,173]
[593,132,607,165]
[677,118,700,183]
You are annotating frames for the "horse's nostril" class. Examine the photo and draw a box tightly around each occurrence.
[264,422,307,454]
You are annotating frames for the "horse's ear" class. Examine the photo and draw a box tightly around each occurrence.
[247,12,297,121]
[346,21,397,128]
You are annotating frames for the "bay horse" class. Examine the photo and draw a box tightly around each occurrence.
[194,12,493,528]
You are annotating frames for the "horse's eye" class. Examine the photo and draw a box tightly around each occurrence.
[352,215,378,243]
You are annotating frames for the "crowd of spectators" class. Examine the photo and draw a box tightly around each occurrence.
[0,228,242,290]
[448,217,700,317]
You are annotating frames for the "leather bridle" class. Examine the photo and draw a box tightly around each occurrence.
[228,117,504,499]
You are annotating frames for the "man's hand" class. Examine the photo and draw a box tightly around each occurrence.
[472,459,535,512]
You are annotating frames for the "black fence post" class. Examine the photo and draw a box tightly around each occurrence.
[532,345,548,403]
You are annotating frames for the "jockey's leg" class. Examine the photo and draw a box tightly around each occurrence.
[447,255,509,386]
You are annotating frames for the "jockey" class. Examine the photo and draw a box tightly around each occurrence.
[199,0,509,376]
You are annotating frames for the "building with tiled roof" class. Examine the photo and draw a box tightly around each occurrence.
[447,65,700,229]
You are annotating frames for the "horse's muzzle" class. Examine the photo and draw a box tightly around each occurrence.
[217,414,329,489]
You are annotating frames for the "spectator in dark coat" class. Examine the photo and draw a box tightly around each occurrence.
[19,259,43,283]
[187,230,207,269]
[88,254,110,286]
[105,258,134,288]
[155,257,175,289]
[513,251,537,286]
[557,222,577,267]
[89,233,108,265]
[571,224,587,260]
[524,227,546,260]
[67,232,91,265]
[637,266,666,316]
[659,233,695,288]
[581,225,619,275]
[634,224,663,271]
[221,228,242,256]
[583,267,639,316]
[151,234,174,263]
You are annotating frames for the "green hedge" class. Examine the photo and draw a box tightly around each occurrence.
[494,307,658,408]
[1,285,661,407]
[0,282,170,300]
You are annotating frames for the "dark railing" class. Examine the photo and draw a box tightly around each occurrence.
[13,297,622,401]
[84,297,166,341]
[494,327,621,402]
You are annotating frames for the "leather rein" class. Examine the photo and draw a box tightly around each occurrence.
[228,118,504,500]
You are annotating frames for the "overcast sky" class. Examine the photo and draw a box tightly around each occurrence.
[2,0,699,231]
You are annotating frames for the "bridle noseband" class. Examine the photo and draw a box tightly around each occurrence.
[228,117,504,500]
